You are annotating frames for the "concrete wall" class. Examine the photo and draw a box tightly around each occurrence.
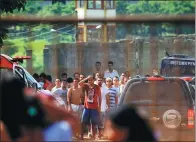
[44,37,195,80]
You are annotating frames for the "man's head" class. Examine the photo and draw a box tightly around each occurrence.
[87,75,94,85]
[61,73,67,81]
[106,77,113,88]
[73,78,79,87]
[46,75,52,82]
[33,73,39,82]
[108,61,114,71]
[95,72,101,80]
[124,76,129,84]
[67,77,73,88]
[73,72,80,80]
[97,77,103,87]
[125,71,130,78]
[95,61,101,71]
[39,73,47,82]
[120,72,127,81]
[113,76,119,86]
[61,80,67,89]
[79,74,85,81]
[55,79,61,87]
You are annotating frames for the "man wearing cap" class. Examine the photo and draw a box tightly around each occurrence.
[79,75,101,140]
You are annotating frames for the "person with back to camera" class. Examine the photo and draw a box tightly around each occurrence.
[105,104,157,142]
[0,72,79,142]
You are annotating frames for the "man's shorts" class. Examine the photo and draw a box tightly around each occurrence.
[81,108,100,125]
[98,112,106,129]
[71,104,84,119]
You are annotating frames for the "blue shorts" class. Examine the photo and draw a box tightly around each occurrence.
[81,108,100,125]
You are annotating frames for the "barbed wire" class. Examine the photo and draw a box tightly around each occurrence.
[7,24,75,39]
[3,26,76,47]
[7,22,72,35]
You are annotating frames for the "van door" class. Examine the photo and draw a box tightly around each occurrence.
[13,64,29,87]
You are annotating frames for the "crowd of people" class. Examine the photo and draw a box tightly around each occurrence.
[0,61,156,142]
[32,61,131,140]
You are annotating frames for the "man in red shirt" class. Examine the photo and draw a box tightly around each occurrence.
[79,75,101,140]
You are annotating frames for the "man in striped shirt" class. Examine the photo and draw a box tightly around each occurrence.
[105,78,118,112]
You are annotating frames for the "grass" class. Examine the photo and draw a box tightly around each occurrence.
[2,39,49,73]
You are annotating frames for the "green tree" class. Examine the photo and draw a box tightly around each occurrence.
[0,0,27,45]
[116,1,195,38]
[116,1,129,15]
[38,2,75,16]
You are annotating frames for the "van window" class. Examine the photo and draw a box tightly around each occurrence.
[124,81,188,106]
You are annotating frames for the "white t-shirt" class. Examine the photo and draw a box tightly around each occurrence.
[51,86,60,93]
[100,86,109,112]
[52,88,68,105]
[104,70,119,79]
[119,84,125,94]
[52,88,67,97]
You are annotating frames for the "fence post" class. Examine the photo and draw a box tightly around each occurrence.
[50,45,58,81]
[149,23,158,74]
[26,49,33,74]
[138,39,144,75]
[43,47,49,74]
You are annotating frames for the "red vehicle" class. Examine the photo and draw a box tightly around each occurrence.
[0,54,65,108]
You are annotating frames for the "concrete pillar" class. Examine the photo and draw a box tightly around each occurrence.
[129,39,136,76]
[150,38,158,74]
[43,47,49,74]
[103,42,109,72]
[76,42,84,74]
[84,25,87,42]
[138,39,143,75]
[26,49,33,74]
[149,23,158,74]
[103,24,108,42]
[50,45,58,80]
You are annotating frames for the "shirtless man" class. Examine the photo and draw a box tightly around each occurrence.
[67,78,83,138]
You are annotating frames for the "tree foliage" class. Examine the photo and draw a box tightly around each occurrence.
[0,0,26,13]
[116,1,195,15]
[0,0,27,46]
[116,1,195,39]
[0,1,75,46]
[126,1,195,15]
[38,2,75,16]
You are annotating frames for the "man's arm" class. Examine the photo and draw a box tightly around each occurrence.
[98,87,102,110]
[106,93,110,110]
[115,95,118,105]
[67,88,72,111]
[79,77,88,87]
